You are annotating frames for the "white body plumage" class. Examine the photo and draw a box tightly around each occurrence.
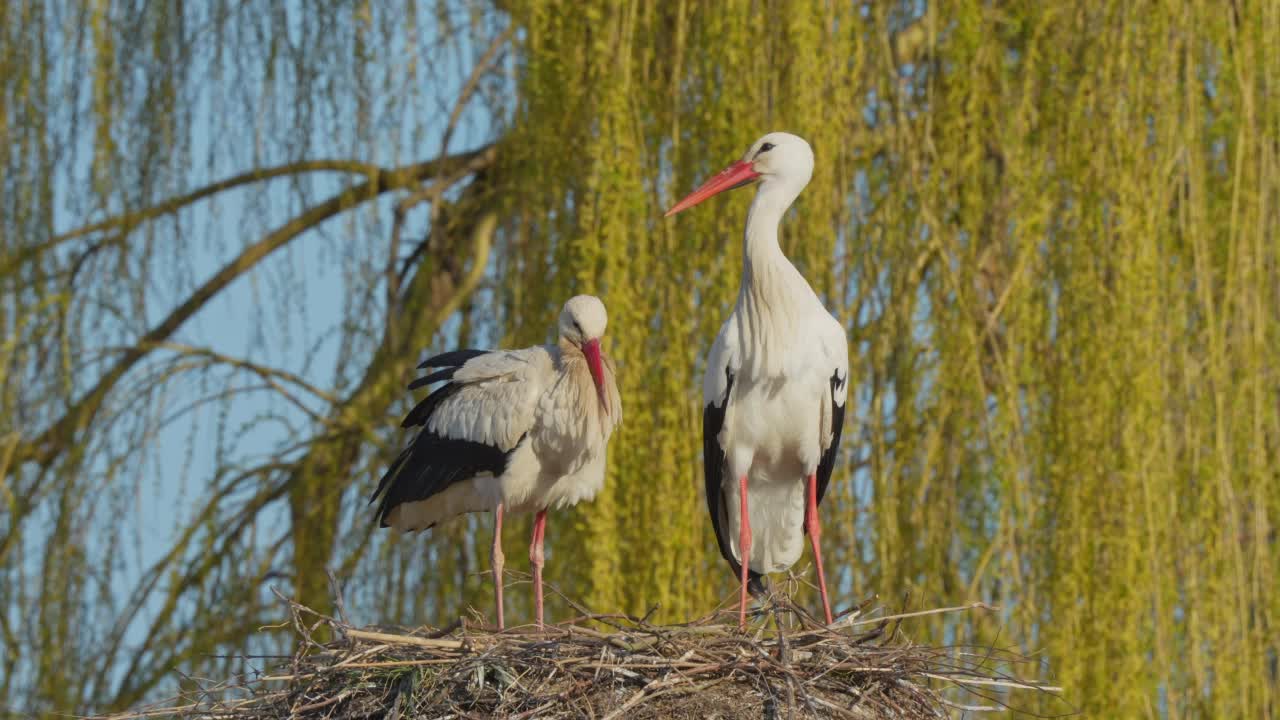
[705,296,846,574]
[375,296,622,532]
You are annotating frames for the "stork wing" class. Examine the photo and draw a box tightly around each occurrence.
[372,346,553,528]
[812,320,849,513]
[701,326,767,595]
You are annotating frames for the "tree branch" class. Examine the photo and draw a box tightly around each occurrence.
[88,461,295,705]
[439,27,514,157]
[59,161,386,243]
[10,146,497,470]
[1,160,398,279]
[145,341,341,407]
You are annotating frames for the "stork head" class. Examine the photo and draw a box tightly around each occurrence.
[665,132,814,217]
[559,295,611,415]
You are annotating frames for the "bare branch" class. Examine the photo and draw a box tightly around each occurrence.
[384,28,509,317]
[1,160,392,278]
[439,27,514,157]
[142,342,341,406]
[10,146,497,470]
[57,160,387,244]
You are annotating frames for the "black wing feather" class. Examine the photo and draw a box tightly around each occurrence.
[372,347,510,530]
[809,370,847,531]
[401,381,464,428]
[703,368,767,596]
[418,348,489,369]
[408,366,459,390]
[401,349,493,426]
[370,430,521,528]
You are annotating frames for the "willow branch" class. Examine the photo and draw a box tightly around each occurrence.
[88,462,291,698]
[11,146,496,470]
[384,28,509,313]
[57,160,387,244]
[0,160,393,279]
[148,342,340,406]
[102,481,296,710]
[439,27,513,157]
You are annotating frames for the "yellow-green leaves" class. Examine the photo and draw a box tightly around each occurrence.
[493,1,1279,715]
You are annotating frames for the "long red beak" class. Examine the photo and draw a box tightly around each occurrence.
[582,338,610,416]
[664,160,760,217]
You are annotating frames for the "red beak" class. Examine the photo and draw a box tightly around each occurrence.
[581,338,610,416]
[664,160,760,217]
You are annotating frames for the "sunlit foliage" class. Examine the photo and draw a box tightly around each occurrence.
[1,1,1276,717]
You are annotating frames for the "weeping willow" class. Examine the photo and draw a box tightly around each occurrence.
[2,0,1276,717]
[493,1,1279,716]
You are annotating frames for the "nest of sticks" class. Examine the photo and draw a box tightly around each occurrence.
[105,579,1063,719]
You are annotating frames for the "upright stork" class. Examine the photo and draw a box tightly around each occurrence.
[371,295,622,629]
[667,132,848,628]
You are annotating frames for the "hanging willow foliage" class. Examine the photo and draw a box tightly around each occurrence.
[489,1,1279,716]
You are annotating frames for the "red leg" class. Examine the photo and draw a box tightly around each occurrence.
[738,474,752,630]
[530,509,547,629]
[491,504,506,631]
[806,474,833,625]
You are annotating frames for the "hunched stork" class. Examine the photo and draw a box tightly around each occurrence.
[667,132,848,628]
[371,295,622,630]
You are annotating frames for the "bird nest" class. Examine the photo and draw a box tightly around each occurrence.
[104,580,1063,719]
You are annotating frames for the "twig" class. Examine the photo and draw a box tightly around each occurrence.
[291,690,351,714]
[921,672,1062,693]
[600,675,688,720]
[842,602,997,627]
[346,628,466,650]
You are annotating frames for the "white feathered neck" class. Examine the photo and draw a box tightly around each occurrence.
[732,177,817,378]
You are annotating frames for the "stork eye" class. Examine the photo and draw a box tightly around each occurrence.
[757,142,775,155]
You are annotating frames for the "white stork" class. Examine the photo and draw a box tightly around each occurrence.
[371,295,622,630]
[666,132,848,628]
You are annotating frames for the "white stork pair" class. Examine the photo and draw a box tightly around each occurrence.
[372,132,846,631]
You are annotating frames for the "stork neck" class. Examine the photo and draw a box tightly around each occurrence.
[731,179,812,381]
[741,179,803,298]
